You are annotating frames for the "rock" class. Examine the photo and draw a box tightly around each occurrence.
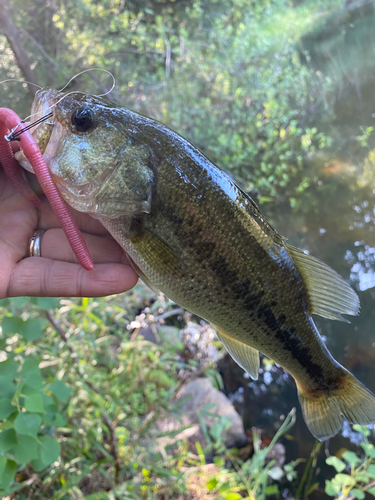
[136,325,183,348]
[153,377,246,453]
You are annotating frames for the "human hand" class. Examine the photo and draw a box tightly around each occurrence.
[0,165,139,299]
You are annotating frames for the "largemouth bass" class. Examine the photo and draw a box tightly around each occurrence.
[16,88,375,440]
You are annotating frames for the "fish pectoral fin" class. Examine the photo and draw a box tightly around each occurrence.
[297,369,375,441]
[287,244,360,322]
[214,326,259,380]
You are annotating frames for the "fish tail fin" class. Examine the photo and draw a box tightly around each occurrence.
[297,369,375,441]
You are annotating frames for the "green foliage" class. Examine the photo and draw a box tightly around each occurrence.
[194,409,297,500]
[325,425,375,499]
[0,291,187,497]
[0,290,299,499]
[0,302,64,494]
[224,409,297,500]
[1,0,338,204]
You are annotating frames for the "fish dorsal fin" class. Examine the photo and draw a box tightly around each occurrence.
[215,326,259,380]
[287,244,360,322]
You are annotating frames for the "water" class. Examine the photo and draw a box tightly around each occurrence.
[217,2,375,496]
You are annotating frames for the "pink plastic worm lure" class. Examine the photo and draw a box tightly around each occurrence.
[0,107,94,271]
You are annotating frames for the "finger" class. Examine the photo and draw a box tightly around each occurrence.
[37,202,110,236]
[8,258,139,298]
[39,228,130,265]
[11,172,111,236]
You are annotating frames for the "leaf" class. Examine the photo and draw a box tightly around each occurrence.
[350,489,365,500]
[39,435,60,466]
[29,435,61,472]
[224,494,243,500]
[24,394,44,414]
[0,399,15,420]
[54,413,66,426]
[1,317,24,336]
[0,358,18,380]
[332,474,356,487]
[326,456,346,473]
[367,464,375,478]
[342,451,361,467]
[0,378,16,399]
[206,478,218,490]
[13,435,39,463]
[49,380,72,402]
[0,430,17,452]
[325,480,339,496]
[44,404,59,425]
[218,483,232,494]
[30,455,45,473]
[361,442,375,458]
[41,394,54,407]
[30,297,59,310]
[21,358,39,374]
[0,455,6,482]
[352,424,371,437]
[10,297,30,308]
[14,413,42,437]
[18,318,45,342]
[265,485,279,495]
[23,380,44,393]
[21,358,43,391]
[0,459,17,491]
[195,441,205,465]
[214,456,225,467]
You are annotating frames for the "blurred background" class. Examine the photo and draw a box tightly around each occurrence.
[2,0,375,498]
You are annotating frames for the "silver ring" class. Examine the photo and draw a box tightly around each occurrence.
[29,230,46,257]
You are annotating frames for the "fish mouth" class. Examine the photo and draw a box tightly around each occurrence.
[15,88,119,216]
[15,88,125,216]
[15,89,61,173]
[28,93,55,155]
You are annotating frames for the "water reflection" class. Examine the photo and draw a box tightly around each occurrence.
[347,244,375,291]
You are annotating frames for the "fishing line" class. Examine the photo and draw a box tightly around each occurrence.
[0,79,43,90]
[4,69,116,141]
[57,68,116,97]
[22,68,116,125]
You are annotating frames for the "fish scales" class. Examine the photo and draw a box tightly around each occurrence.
[15,88,375,440]
[104,121,338,387]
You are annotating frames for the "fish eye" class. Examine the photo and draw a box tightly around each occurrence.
[71,107,96,133]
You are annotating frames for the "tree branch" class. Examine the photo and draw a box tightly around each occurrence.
[0,0,37,93]
[45,310,79,364]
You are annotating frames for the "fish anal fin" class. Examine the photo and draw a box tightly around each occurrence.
[215,326,259,380]
[287,244,360,322]
[297,369,375,441]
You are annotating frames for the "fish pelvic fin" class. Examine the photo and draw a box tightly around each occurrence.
[297,369,375,441]
[214,326,260,380]
[287,244,360,322]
